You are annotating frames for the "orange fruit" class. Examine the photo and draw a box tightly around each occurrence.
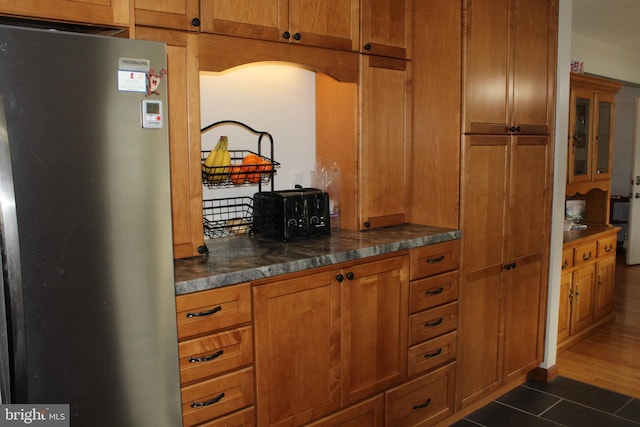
[229,165,245,185]
[242,154,262,183]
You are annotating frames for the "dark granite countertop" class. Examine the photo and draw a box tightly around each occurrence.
[173,224,461,295]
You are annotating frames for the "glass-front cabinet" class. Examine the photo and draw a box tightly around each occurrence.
[569,89,591,182]
[596,95,614,178]
[566,73,620,225]
[567,75,618,188]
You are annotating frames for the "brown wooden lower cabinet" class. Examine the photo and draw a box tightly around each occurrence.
[177,240,464,426]
[385,362,456,427]
[559,227,620,349]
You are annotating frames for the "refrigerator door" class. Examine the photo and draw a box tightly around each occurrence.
[0,25,182,426]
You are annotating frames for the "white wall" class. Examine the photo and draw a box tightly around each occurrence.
[571,33,640,85]
[200,64,317,205]
[542,0,572,371]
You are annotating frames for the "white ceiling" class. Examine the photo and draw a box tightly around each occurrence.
[572,0,640,54]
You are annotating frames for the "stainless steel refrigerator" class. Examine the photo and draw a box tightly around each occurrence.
[0,24,183,426]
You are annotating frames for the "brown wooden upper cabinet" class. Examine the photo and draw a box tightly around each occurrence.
[567,73,621,188]
[134,0,201,30]
[0,0,129,27]
[199,0,359,51]
[360,0,409,59]
[463,0,556,136]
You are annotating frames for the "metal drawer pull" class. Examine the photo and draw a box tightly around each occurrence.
[424,318,444,328]
[189,349,224,363]
[413,398,432,410]
[423,348,443,358]
[562,259,569,269]
[426,255,445,264]
[190,392,225,408]
[425,287,444,296]
[605,244,613,252]
[583,251,592,261]
[186,305,222,318]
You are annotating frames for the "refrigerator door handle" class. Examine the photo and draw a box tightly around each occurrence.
[0,94,27,403]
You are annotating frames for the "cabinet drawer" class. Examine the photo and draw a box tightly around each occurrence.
[176,283,251,340]
[179,326,253,384]
[181,367,254,427]
[561,247,574,270]
[410,240,460,280]
[574,242,597,266]
[385,362,456,427]
[597,236,617,258]
[409,271,459,313]
[304,394,384,427]
[408,331,457,377]
[409,302,458,346]
[196,406,255,427]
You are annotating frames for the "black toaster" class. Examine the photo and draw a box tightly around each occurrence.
[252,187,331,241]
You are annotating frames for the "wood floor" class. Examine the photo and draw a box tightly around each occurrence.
[556,253,640,399]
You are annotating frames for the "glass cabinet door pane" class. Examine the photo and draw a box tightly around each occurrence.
[573,97,590,177]
[596,101,612,175]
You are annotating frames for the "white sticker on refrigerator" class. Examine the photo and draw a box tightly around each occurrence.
[118,70,147,92]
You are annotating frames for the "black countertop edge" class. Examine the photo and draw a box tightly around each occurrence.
[174,224,461,295]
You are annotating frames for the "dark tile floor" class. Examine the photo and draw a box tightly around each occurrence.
[451,376,640,426]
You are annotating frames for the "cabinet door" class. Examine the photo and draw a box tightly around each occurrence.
[503,256,544,381]
[341,256,408,404]
[593,92,615,181]
[568,87,593,184]
[0,0,129,26]
[200,0,284,41]
[200,0,357,51]
[594,254,616,321]
[135,28,205,258]
[360,0,408,58]
[288,0,358,51]
[557,270,572,343]
[253,270,342,426]
[359,55,408,229]
[570,263,596,335]
[463,0,510,134]
[458,134,508,406]
[135,0,200,30]
[509,0,556,135]
[457,267,502,408]
[463,0,556,135]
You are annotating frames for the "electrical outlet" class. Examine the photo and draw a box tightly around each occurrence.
[291,170,302,188]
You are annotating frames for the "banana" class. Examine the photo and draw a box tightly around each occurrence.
[205,136,229,183]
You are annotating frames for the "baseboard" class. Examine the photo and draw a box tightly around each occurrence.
[529,364,559,382]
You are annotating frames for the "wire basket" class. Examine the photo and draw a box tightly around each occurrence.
[201,149,279,188]
[203,197,253,239]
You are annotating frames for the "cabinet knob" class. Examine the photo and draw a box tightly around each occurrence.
[293,32,301,41]
[346,272,355,280]
[509,125,522,133]
[363,221,371,228]
[336,274,344,282]
[197,245,209,254]
[364,43,372,51]
[282,31,291,40]
[191,17,201,27]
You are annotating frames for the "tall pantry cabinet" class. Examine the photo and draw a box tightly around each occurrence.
[457,0,557,409]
